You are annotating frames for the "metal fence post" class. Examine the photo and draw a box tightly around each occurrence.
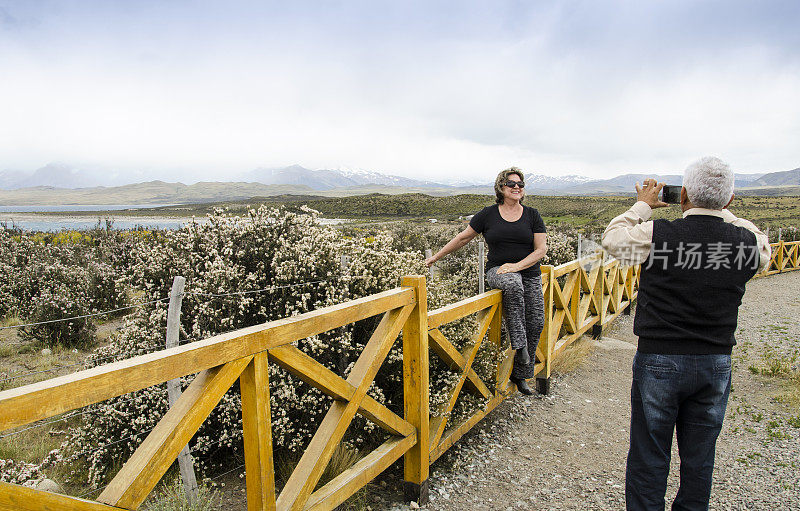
[478,241,485,294]
[577,233,582,260]
[424,249,435,280]
[165,276,199,503]
[338,255,352,374]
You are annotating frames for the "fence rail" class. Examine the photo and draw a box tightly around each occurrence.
[757,240,800,277]
[0,241,796,510]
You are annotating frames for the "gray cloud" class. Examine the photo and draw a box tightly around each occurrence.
[0,1,797,181]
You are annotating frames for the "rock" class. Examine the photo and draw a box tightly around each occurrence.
[40,348,52,356]
[35,479,61,493]
[409,501,420,509]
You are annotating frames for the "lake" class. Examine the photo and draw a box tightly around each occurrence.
[0,215,203,232]
[0,205,347,232]
[0,204,176,213]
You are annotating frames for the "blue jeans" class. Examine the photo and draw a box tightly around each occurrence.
[626,352,732,511]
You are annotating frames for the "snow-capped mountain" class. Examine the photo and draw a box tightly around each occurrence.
[0,162,792,196]
[239,165,445,190]
[450,174,593,190]
[525,174,593,189]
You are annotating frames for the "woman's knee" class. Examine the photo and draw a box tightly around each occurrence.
[489,272,524,294]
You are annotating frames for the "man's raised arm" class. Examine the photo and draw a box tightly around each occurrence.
[719,209,772,273]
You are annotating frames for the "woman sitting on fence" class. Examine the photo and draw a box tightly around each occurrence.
[425,167,548,395]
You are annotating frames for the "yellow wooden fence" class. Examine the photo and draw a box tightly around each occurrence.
[0,241,796,511]
[757,240,800,277]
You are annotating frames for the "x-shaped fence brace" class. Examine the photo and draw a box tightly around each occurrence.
[545,256,640,361]
[0,285,419,511]
[270,302,416,511]
[92,300,419,511]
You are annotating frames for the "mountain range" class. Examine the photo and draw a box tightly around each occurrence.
[0,164,797,205]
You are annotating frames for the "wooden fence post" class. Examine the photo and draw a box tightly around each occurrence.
[778,240,785,273]
[240,352,276,511]
[592,258,605,338]
[537,266,553,394]
[401,275,430,505]
[478,241,485,294]
[165,276,199,503]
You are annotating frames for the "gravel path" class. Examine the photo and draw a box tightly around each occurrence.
[383,270,800,511]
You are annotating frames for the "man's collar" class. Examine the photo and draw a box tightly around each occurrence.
[682,207,726,219]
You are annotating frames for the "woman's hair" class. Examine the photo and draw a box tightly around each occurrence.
[494,167,525,204]
[683,156,734,210]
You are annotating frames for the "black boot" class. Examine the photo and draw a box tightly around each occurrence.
[511,376,534,395]
[514,347,530,366]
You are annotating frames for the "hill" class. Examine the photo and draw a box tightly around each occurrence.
[1,167,798,206]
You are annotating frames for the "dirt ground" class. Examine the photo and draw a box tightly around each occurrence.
[375,270,800,511]
[3,272,797,510]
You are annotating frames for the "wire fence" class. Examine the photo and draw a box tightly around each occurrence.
[0,274,373,384]
[1,274,371,332]
[0,297,171,331]
[0,381,189,440]
[70,428,247,500]
[0,272,390,502]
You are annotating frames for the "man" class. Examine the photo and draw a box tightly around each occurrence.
[601,156,771,510]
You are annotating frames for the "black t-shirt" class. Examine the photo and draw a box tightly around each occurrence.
[469,204,547,277]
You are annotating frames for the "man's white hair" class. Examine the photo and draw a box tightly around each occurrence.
[683,156,734,210]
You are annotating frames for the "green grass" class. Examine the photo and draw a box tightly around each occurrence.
[274,443,375,511]
[143,478,222,511]
[0,315,22,328]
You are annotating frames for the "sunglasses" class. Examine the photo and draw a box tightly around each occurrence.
[504,181,525,188]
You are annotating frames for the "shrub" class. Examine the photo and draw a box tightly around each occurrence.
[8,210,584,488]
[0,228,130,346]
[48,207,437,487]
[20,286,97,348]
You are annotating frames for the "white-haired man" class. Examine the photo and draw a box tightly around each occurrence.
[602,157,771,510]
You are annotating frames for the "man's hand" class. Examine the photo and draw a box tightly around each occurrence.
[635,178,669,209]
[424,255,437,268]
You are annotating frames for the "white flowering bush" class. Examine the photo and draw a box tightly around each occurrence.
[0,458,43,486]
[0,228,131,348]
[34,207,436,487]
[542,227,579,267]
[2,212,586,488]
[776,226,799,242]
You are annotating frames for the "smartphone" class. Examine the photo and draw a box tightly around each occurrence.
[661,185,681,204]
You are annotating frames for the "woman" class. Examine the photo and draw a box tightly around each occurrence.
[425,167,547,395]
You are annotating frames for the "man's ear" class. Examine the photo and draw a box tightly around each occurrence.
[680,187,688,206]
[724,194,734,209]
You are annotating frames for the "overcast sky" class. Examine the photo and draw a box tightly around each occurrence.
[1,0,798,183]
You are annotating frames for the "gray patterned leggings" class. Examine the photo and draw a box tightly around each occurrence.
[486,266,545,379]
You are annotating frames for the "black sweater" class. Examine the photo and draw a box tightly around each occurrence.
[634,215,759,355]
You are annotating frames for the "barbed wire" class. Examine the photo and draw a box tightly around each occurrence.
[68,428,246,499]
[185,280,328,298]
[208,463,246,483]
[0,297,171,331]
[0,384,187,440]
[184,274,369,299]
[75,484,104,500]
[0,274,371,335]
[0,341,170,383]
